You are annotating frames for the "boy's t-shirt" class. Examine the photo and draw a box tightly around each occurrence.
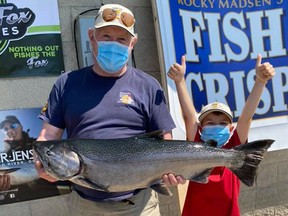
[182,129,241,216]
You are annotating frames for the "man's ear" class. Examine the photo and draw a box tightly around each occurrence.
[88,28,96,43]
[130,35,138,48]
[229,124,235,132]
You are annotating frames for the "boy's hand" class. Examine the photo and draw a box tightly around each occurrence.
[255,54,275,82]
[162,173,186,187]
[168,55,186,82]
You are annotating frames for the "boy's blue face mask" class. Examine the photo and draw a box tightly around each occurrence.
[96,41,130,73]
[200,125,231,148]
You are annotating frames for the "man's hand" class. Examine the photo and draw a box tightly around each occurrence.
[34,158,57,182]
[162,173,186,187]
[0,175,11,191]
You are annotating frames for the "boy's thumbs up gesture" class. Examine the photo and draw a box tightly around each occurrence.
[168,55,186,83]
[255,54,275,82]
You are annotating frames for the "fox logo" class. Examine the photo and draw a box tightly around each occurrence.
[0,1,35,55]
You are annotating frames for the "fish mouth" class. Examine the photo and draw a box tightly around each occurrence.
[33,144,60,178]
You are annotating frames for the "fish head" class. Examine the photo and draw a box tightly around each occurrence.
[33,140,81,180]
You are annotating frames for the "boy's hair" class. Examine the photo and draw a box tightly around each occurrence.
[198,102,233,123]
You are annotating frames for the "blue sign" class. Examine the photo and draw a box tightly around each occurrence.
[172,0,287,121]
[153,0,288,150]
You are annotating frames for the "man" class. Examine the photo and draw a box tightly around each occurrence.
[35,4,184,216]
[0,115,34,191]
[0,115,34,152]
[0,116,19,191]
[0,115,62,203]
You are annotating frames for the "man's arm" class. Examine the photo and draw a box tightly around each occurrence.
[0,175,10,191]
[37,121,64,141]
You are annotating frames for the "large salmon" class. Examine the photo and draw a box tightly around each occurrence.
[33,131,274,196]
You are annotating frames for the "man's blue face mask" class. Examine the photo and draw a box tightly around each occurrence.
[200,125,231,148]
[96,41,130,73]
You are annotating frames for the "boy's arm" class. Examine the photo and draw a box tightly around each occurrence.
[168,55,198,141]
[236,54,275,144]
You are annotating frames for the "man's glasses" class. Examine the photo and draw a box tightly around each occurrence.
[2,123,21,133]
[100,8,135,28]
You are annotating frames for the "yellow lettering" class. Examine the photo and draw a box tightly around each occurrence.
[184,0,193,6]
[219,0,229,8]
[230,0,238,8]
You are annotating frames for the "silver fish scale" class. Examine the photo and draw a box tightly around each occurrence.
[67,137,243,167]
[34,136,273,192]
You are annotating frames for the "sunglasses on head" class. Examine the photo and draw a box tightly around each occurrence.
[100,8,135,28]
[2,123,21,133]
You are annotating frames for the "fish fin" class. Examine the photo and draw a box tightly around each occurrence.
[150,181,173,196]
[0,168,20,175]
[230,139,274,187]
[190,168,213,184]
[136,130,164,140]
[205,140,217,147]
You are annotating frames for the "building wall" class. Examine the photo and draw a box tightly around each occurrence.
[0,0,287,216]
[240,148,288,216]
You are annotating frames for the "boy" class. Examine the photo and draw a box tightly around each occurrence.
[168,54,275,216]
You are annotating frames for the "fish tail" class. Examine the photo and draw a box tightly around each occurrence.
[230,139,274,187]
